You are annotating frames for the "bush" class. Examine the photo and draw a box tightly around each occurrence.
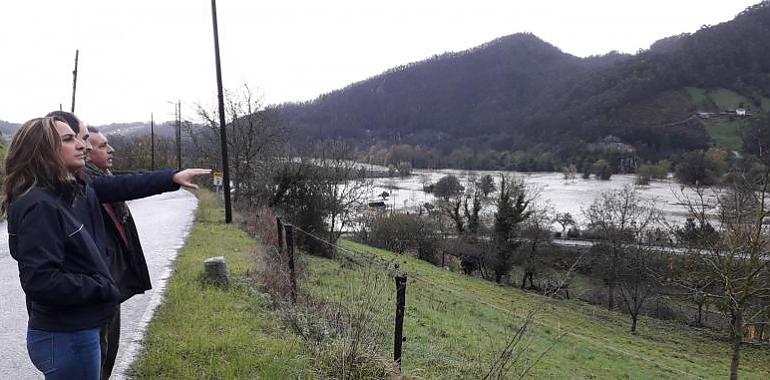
[363,212,440,264]
[279,267,397,379]
[636,160,670,185]
[592,159,612,180]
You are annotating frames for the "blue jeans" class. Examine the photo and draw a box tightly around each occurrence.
[27,327,101,380]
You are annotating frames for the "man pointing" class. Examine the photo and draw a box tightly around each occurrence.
[86,127,150,379]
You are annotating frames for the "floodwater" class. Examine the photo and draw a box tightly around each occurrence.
[0,190,197,380]
[368,169,703,227]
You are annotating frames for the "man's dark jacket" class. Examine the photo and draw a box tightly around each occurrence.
[86,164,151,302]
[8,170,179,332]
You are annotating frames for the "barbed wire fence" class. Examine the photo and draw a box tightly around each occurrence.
[256,214,703,379]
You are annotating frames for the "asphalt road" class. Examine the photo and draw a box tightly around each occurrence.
[0,190,197,379]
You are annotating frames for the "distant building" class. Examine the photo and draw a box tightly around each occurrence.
[588,135,636,154]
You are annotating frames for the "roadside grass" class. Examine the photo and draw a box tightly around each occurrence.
[129,190,316,379]
[301,240,770,379]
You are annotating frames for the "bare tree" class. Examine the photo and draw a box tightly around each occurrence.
[187,84,288,205]
[313,140,372,246]
[553,212,576,236]
[674,167,770,380]
[583,185,660,310]
[518,204,553,290]
[617,244,660,333]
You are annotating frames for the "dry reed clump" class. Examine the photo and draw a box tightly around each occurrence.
[281,266,398,379]
[249,207,397,378]
[248,208,305,303]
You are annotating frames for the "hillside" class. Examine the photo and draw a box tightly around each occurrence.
[0,120,176,139]
[277,1,770,167]
[0,120,18,141]
[97,121,177,138]
[303,240,770,378]
[130,193,770,378]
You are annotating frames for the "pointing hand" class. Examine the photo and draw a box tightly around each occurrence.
[173,169,212,189]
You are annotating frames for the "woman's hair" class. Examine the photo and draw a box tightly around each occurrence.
[1,117,78,213]
[45,110,82,133]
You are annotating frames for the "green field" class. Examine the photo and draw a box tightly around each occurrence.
[303,240,770,379]
[685,87,763,151]
[131,194,770,379]
[704,118,748,151]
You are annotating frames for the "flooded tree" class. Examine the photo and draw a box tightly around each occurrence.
[433,175,466,234]
[491,175,531,283]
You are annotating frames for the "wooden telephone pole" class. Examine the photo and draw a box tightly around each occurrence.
[176,100,182,170]
[210,0,233,223]
[150,113,155,170]
[71,50,79,113]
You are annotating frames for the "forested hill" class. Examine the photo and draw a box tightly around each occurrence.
[277,1,770,168]
[0,120,18,138]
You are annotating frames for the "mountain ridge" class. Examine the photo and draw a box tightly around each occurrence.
[276,1,770,168]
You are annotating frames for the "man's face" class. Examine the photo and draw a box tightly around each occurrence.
[88,132,114,170]
[76,123,93,161]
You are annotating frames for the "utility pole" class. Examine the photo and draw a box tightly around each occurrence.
[210,0,232,223]
[176,100,182,170]
[150,113,155,170]
[71,50,79,113]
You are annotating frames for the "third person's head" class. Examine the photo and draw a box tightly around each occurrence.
[86,127,114,171]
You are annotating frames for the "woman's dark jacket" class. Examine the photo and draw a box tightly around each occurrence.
[7,170,179,332]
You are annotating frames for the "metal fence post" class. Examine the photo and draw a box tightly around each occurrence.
[285,224,297,304]
[394,273,407,371]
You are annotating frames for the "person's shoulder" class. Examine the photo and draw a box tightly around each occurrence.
[8,188,62,219]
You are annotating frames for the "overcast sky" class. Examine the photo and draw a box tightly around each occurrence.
[0,0,760,125]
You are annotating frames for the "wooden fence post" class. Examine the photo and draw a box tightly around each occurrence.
[276,217,284,252]
[285,224,297,304]
[394,273,408,371]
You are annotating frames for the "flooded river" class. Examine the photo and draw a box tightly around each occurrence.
[368,169,699,227]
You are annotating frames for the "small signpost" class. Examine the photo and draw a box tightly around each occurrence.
[213,171,224,194]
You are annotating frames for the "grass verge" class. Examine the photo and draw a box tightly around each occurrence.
[129,190,315,379]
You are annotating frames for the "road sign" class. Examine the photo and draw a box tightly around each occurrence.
[213,171,223,186]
